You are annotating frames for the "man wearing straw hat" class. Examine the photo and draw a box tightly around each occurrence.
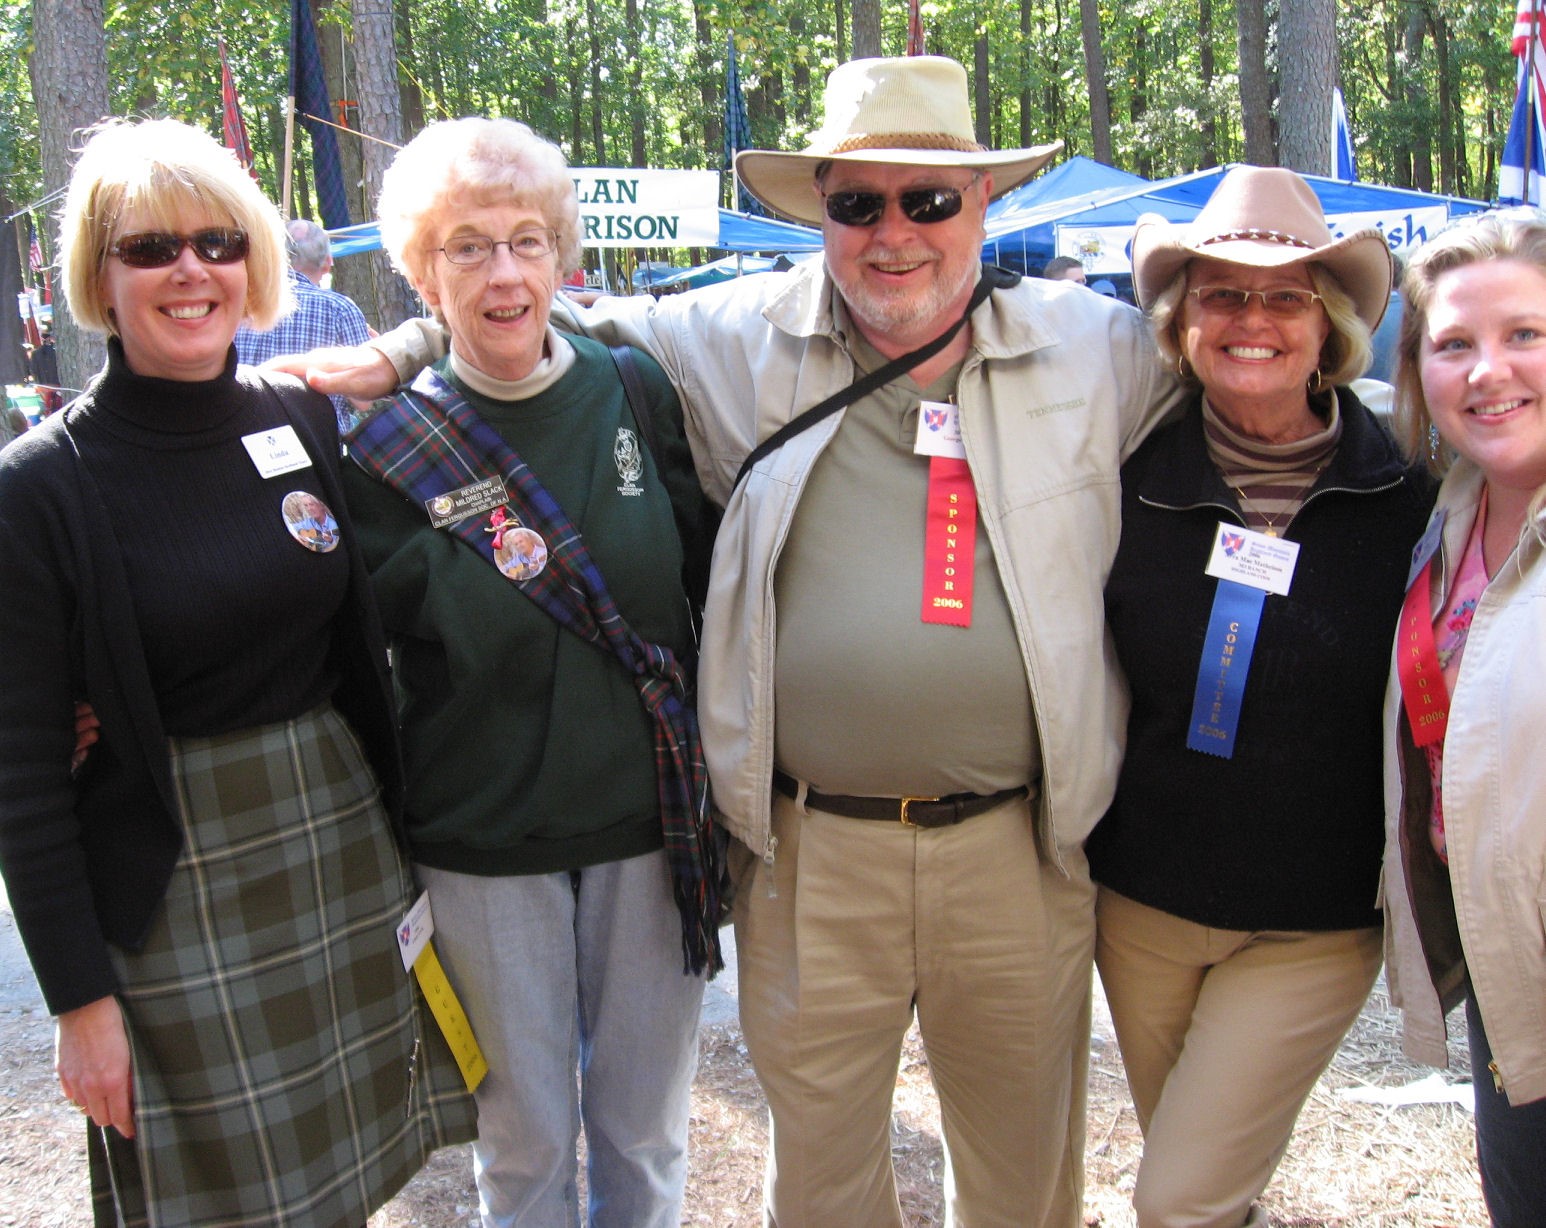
[297,55,1184,1228]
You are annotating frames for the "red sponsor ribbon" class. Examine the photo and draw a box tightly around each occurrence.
[1396,559,1451,747]
[921,455,975,626]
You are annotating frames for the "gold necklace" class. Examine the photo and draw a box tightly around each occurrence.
[1231,483,1284,537]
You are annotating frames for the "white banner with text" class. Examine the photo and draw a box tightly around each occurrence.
[573,168,720,247]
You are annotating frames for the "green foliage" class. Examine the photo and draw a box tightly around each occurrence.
[6,0,1534,221]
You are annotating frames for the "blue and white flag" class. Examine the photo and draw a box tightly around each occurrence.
[1332,88,1358,181]
[1502,0,1546,205]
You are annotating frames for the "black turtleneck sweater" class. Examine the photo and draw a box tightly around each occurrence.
[72,342,348,733]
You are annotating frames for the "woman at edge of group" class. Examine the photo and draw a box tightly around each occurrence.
[1084,165,1436,1228]
[0,118,474,1227]
[1383,208,1546,1227]
[344,116,721,1228]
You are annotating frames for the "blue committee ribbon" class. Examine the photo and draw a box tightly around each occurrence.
[1186,578,1267,758]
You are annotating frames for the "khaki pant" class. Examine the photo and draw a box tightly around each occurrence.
[732,789,1095,1228]
[1095,888,1382,1228]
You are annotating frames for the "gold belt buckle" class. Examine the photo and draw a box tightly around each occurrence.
[899,795,941,826]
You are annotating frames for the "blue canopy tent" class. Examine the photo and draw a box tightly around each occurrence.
[983,164,1488,277]
[647,254,784,291]
[326,208,821,261]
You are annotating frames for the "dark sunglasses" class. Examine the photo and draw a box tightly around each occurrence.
[110,228,250,269]
[821,175,982,228]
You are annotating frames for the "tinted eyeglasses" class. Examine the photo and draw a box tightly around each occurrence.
[821,174,983,228]
[110,228,250,269]
[1187,285,1323,316]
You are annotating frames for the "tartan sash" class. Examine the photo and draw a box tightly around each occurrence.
[350,367,722,974]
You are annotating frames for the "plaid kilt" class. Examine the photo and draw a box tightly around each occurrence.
[94,705,475,1228]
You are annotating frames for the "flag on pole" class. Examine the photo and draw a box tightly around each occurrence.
[724,34,763,215]
[219,39,256,171]
[1331,88,1357,181]
[1502,0,1546,205]
[907,0,926,56]
[290,0,352,228]
[27,223,50,305]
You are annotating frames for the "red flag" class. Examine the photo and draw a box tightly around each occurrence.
[906,0,925,56]
[219,39,255,170]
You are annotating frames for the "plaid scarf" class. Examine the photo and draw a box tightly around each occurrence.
[350,368,722,975]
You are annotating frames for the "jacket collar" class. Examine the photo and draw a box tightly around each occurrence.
[761,259,1063,360]
[1133,387,1409,513]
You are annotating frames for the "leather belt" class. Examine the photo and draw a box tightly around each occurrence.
[772,770,1027,830]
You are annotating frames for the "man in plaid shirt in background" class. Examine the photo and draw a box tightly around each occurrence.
[237,218,373,431]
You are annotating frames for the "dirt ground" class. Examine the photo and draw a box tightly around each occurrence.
[0,902,1487,1228]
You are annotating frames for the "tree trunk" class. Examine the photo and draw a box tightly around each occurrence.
[1130,27,1150,177]
[0,206,25,384]
[1277,0,1336,175]
[625,0,645,165]
[349,0,419,329]
[1077,0,1112,165]
[850,0,880,59]
[587,0,606,162]
[694,2,719,175]
[1432,12,1456,194]
[28,0,109,392]
[1401,4,1432,191]
[974,36,991,147]
[1019,0,1035,148]
[1236,0,1274,165]
[395,0,424,137]
[1199,0,1218,166]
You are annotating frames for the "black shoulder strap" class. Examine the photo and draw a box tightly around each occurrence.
[731,263,1020,492]
[607,343,660,469]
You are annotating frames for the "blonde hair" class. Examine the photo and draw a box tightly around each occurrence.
[1395,207,1546,537]
[376,117,582,292]
[1146,261,1373,389]
[60,118,291,334]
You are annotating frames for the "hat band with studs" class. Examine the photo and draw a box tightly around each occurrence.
[1198,228,1315,249]
[827,132,987,155]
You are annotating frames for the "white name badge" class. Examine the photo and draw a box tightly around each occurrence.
[913,399,966,460]
[1204,522,1300,596]
[241,425,312,478]
[396,891,435,973]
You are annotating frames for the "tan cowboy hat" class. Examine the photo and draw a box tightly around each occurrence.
[734,56,1063,225]
[1130,165,1395,330]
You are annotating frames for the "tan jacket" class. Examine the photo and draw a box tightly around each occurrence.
[1383,459,1546,1105]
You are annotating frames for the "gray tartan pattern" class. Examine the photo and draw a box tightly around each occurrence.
[100,706,475,1228]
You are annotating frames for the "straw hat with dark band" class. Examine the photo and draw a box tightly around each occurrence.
[734,57,1062,225]
[1129,165,1395,330]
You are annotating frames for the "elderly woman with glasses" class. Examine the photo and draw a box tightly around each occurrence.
[342,117,721,1228]
[0,118,474,1226]
[1083,166,1436,1228]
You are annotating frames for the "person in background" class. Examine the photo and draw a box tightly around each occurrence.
[1040,253,1087,283]
[0,117,474,1227]
[236,217,373,431]
[0,398,26,447]
[1384,207,1546,1228]
[344,116,720,1228]
[27,325,63,414]
[1087,165,1434,1228]
[283,56,1187,1228]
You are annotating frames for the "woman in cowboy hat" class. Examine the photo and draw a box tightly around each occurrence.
[1084,165,1435,1228]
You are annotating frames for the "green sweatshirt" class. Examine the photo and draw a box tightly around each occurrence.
[343,337,711,875]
